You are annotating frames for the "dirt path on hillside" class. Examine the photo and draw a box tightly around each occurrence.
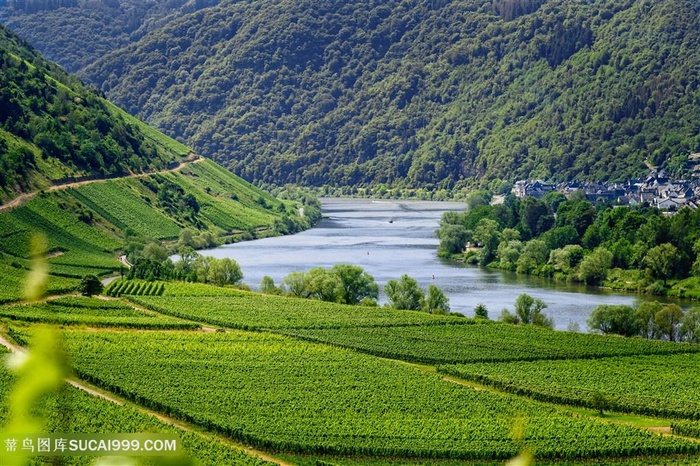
[0,156,203,213]
[0,330,293,466]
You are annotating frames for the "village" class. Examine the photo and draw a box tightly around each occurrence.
[514,154,700,211]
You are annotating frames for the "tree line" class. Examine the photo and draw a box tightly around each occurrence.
[437,191,700,294]
[588,302,700,343]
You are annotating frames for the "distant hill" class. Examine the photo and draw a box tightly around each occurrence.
[4,0,700,189]
[0,23,316,301]
[0,0,220,73]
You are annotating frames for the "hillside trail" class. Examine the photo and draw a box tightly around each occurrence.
[0,329,293,466]
[0,155,203,213]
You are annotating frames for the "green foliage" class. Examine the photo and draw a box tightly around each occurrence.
[282,320,697,366]
[62,329,694,460]
[424,284,450,315]
[644,243,680,284]
[0,350,276,465]
[0,296,196,329]
[259,275,282,295]
[280,265,379,304]
[588,304,638,337]
[78,274,102,296]
[474,303,489,319]
[500,293,553,328]
[578,247,614,285]
[384,274,424,311]
[0,25,183,202]
[17,0,699,189]
[441,352,700,419]
[330,264,379,305]
[131,291,451,331]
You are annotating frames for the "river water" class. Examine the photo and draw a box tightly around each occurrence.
[201,198,674,331]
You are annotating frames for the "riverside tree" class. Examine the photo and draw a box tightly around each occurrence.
[385,274,424,311]
[499,293,553,328]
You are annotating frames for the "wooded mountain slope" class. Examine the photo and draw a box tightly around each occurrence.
[0,24,313,299]
[4,0,700,189]
[0,23,191,203]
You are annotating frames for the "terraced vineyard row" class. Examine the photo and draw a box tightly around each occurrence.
[281,323,700,364]
[0,261,80,303]
[131,293,459,330]
[0,296,197,329]
[62,330,698,461]
[106,279,165,297]
[440,353,700,419]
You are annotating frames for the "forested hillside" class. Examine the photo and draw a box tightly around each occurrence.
[0,23,190,203]
[4,0,700,190]
[0,0,220,73]
[0,23,316,301]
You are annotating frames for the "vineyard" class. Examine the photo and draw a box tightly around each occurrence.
[61,329,697,461]
[0,348,272,465]
[69,181,181,239]
[0,297,198,329]
[130,293,458,330]
[281,323,700,364]
[440,353,700,419]
[106,279,166,297]
[0,261,80,303]
[162,167,278,231]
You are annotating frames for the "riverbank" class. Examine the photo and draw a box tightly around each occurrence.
[446,251,700,303]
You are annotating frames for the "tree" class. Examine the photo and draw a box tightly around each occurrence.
[437,223,469,255]
[654,304,684,342]
[282,271,309,298]
[473,218,500,265]
[79,275,103,296]
[578,247,613,285]
[207,258,243,286]
[587,304,638,336]
[259,275,281,295]
[423,284,450,315]
[385,274,424,311]
[680,307,700,343]
[141,241,169,262]
[644,243,679,285]
[466,189,492,209]
[510,293,553,328]
[590,391,611,416]
[331,264,379,305]
[635,301,663,339]
[474,303,489,319]
[555,199,596,238]
[516,239,549,274]
[305,267,344,302]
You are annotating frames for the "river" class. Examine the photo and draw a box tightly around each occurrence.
[200,198,675,331]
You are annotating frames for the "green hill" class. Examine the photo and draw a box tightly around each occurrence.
[0,23,316,302]
[4,0,699,190]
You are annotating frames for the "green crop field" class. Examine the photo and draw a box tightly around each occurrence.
[69,181,181,239]
[0,347,272,465]
[440,353,700,419]
[130,293,459,330]
[281,323,700,365]
[62,330,696,461]
[0,296,198,329]
[0,261,81,303]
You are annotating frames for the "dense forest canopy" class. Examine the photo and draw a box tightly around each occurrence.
[0,24,185,202]
[3,0,700,190]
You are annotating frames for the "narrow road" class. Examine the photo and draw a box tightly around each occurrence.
[0,156,203,213]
